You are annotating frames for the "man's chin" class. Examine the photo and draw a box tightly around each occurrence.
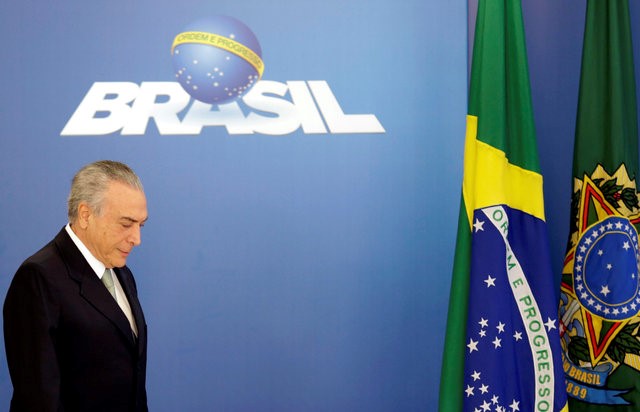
[110,259,127,268]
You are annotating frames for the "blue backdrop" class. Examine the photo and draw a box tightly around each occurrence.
[0,1,466,410]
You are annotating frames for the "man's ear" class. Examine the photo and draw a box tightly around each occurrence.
[77,203,92,229]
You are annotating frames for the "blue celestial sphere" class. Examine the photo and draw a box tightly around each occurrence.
[573,216,640,321]
[171,16,263,104]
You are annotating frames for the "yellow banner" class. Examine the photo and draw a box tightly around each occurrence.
[171,31,264,78]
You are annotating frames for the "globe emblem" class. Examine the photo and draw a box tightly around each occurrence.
[573,216,640,321]
[171,16,263,104]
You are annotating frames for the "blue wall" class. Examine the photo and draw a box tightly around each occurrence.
[0,1,467,410]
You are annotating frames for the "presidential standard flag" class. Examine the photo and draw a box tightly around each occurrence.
[438,1,568,411]
[558,0,640,409]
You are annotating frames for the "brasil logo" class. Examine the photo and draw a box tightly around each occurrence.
[61,15,385,136]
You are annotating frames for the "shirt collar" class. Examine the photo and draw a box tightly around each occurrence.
[65,223,107,279]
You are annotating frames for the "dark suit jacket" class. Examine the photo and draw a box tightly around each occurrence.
[3,228,148,412]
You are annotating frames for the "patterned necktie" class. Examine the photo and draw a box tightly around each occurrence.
[101,269,117,302]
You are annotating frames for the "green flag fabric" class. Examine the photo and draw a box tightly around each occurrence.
[438,1,568,411]
[558,0,640,410]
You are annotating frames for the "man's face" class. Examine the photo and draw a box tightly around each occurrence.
[81,181,148,268]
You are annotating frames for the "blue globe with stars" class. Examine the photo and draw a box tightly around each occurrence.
[573,216,640,321]
[171,16,263,104]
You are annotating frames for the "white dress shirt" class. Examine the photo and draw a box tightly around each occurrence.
[65,224,138,337]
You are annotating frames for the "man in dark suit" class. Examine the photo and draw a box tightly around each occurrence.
[3,160,149,411]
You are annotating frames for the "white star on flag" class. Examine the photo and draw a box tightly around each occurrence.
[484,275,496,287]
[492,337,502,348]
[474,218,485,232]
[465,385,475,397]
[544,317,557,331]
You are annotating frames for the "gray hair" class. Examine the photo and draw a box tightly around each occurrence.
[68,160,144,223]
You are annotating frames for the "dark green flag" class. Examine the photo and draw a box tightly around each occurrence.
[558,0,640,410]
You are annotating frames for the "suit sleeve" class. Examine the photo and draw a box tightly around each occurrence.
[3,263,63,411]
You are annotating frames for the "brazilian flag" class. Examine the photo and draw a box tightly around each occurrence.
[438,1,568,411]
[559,0,640,410]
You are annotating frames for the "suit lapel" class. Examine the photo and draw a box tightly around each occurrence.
[81,274,136,347]
[54,228,137,348]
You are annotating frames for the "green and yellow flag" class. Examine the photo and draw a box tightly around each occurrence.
[438,1,568,411]
[559,0,640,410]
